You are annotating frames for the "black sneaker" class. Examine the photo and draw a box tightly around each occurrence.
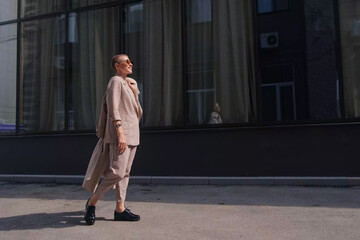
[114,208,140,221]
[84,198,96,225]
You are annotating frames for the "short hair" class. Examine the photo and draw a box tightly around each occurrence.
[111,54,128,73]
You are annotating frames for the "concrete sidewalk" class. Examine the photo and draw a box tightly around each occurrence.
[0,182,359,240]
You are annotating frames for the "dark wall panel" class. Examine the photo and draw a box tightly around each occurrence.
[0,134,96,175]
[0,124,360,176]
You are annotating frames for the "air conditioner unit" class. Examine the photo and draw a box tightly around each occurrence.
[54,56,65,70]
[261,32,279,48]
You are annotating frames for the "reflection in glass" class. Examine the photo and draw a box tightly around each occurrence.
[70,7,119,130]
[338,0,360,118]
[123,2,143,124]
[20,17,65,132]
[187,0,211,24]
[0,24,17,134]
[21,0,66,18]
[71,0,116,9]
[280,86,294,121]
[209,103,222,124]
[258,0,339,121]
[257,0,290,13]
[258,0,273,13]
[186,0,214,125]
[0,0,17,22]
[260,64,295,121]
[304,0,339,119]
[261,64,293,84]
[187,0,257,125]
[261,86,277,121]
[276,0,289,11]
[260,65,295,122]
[124,3,143,34]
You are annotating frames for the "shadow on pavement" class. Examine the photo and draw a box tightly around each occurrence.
[0,211,108,231]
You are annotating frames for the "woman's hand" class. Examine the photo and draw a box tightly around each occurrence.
[117,132,127,153]
[127,80,139,96]
[114,120,127,153]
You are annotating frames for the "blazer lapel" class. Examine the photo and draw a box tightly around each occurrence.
[119,76,143,121]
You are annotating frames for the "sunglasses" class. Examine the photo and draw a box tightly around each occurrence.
[118,59,133,65]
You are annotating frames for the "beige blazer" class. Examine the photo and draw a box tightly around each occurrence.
[82,75,142,193]
[82,138,107,193]
[104,75,142,145]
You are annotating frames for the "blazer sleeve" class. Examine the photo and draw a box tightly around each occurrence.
[106,78,122,122]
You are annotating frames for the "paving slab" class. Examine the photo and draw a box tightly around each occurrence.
[0,182,359,240]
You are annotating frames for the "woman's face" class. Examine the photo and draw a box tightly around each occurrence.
[116,56,133,75]
[214,103,220,112]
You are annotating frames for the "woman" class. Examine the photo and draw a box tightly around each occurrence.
[209,102,222,124]
[82,54,143,225]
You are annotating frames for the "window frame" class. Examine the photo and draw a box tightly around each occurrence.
[256,0,292,15]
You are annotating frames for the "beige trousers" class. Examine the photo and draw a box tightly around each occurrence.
[94,143,137,202]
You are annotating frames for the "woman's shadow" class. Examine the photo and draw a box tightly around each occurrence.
[0,211,106,231]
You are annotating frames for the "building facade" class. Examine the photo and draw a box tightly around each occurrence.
[0,0,360,177]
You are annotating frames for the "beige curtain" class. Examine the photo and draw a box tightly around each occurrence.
[21,17,63,132]
[73,7,119,130]
[140,0,184,127]
[338,0,360,117]
[22,0,65,17]
[21,6,118,132]
[0,23,17,133]
[38,18,63,130]
[20,1,69,132]
[212,0,257,123]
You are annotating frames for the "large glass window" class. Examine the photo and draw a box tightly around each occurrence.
[123,0,184,127]
[3,0,360,136]
[21,0,66,18]
[338,0,360,118]
[186,0,214,125]
[0,0,17,22]
[0,23,17,134]
[304,0,340,120]
[258,0,340,122]
[20,17,65,133]
[186,0,257,125]
[70,7,119,130]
